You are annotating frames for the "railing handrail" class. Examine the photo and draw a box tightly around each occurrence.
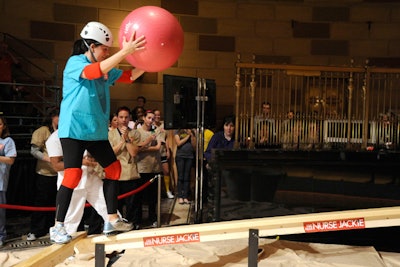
[236,61,400,75]
[236,62,366,73]
[0,81,60,89]
[234,56,400,151]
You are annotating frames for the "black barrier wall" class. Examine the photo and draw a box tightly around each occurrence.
[207,149,400,222]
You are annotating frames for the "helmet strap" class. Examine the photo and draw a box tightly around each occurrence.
[82,39,98,62]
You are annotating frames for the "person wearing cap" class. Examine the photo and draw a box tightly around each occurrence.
[51,21,146,244]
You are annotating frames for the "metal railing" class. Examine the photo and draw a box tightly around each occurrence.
[1,32,59,84]
[1,32,61,152]
[234,55,400,151]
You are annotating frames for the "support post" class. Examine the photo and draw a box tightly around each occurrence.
[157,174,161,227]
[248,228,259,267]
[95,243,105,267]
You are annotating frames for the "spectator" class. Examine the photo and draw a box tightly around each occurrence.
[203,128,214,153]
[174,128,196,205]
[282,110,302,150]
[201,127,214,204]
[136,96,146,108]
[204,115,235,164]
[255,101,271,122]
[204,115,235,200]
[135,109,162,227]
[108,113,118,131]
[254,102,275,147]
[153,109,174,199]
[129,106,145,129]
[131,96,146,121]
[27,108,59,241]
[109,106,141,230]
[0,116,17,246]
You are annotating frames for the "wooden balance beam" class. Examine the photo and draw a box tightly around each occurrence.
[14,232,87,267]
[91,206,400,266]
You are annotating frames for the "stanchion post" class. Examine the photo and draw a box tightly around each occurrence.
[248,228,259,267]
[157,174,161,227]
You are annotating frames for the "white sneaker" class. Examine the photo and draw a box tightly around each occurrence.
[26,233,36,241]
[50,223,72,244]
[166,191,174,199]
[103,218,133,234]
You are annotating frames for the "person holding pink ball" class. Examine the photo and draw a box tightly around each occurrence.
[51,21,146,244]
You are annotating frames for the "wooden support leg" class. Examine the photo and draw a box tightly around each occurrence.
[95,243,105,267]
[248,229,259,267]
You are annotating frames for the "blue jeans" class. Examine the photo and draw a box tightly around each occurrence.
[175,157,193,199]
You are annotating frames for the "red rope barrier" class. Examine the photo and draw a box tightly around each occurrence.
[0,177,155,211]
[117,179,152,200]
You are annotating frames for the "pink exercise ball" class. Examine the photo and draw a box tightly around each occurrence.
[119,6,184,72]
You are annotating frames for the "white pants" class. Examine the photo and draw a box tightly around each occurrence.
[64,176,108,235]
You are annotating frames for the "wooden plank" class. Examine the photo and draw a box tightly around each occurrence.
[14,232,87,267]
[92,206,400,251]
[73,200,191,258]
[74,236,95,255]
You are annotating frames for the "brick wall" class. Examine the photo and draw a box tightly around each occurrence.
[1,0,400,123]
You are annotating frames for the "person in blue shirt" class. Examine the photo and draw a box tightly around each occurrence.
[0,116,17,246]
[203,115,235,203]
[51,21,146,244]
[204,115,235,164]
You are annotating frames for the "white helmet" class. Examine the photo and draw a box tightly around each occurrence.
[80,21,113,47]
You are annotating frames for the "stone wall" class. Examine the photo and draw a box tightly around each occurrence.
[1,0,400,124]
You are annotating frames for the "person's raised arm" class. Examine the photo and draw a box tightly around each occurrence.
[81,32,146,80]
[125,136,139,157]
[174,131,190,147]
[131,68,145,81]
[100,33,145,74]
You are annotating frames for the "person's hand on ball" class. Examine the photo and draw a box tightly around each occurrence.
[122,31,146,56]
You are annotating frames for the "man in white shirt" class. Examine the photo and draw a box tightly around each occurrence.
[46,130,108,235]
